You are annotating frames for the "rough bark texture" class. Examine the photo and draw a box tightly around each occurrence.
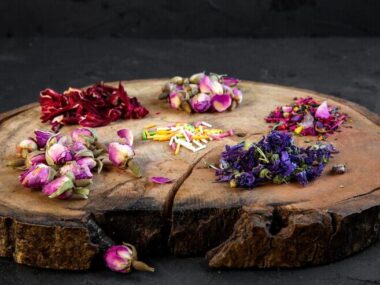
[0,79,379,270]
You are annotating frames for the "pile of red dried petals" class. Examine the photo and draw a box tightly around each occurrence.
[265,97,348,137]
[40,83,149,131]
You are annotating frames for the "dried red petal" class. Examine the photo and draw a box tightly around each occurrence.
[39,83,149,130]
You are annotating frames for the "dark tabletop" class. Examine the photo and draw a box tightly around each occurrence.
[0,37,379,285]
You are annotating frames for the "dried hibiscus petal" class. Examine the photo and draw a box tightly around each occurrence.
[40,82,149,131]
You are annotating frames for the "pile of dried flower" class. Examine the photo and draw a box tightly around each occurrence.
[142,121,234,155]
[40,83,149,131]
[8,127,140,199]
[215,131,336,188]
[265,97,347,138]
[159,72,243,113]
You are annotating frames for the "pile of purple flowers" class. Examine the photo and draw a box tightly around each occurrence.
[215,131,336,188]
[10,127,139,200]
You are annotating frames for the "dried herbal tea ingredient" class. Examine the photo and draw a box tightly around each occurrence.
[331,164,347,174]
[9,127,141,200]
[142,121,234,155]
[150,176,173,184]
[40,83,149,131]
[265,97,348,138]
[215,131,336,189]
[159,72,243,113]
[104,243,154,273]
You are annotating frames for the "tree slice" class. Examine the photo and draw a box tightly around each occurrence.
[0,80,379,270]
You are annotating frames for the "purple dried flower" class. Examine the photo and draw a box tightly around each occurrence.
[34,129,55,148]
[25,151,46,168]
[150,176,173,184]
[71,128,97,146]
[222,76,239,87]
[211,94,232,112]
[16,138,38,158]
[46,143,73,165]
[19,163,56,189]
[216,131,335,189]
[42,175,74,199]
[104,244,155,273]
[190,93,211,113]
[117,129,134,146]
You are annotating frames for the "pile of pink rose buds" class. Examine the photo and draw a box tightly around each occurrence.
[9,127,139,200]
[159,72,243,113]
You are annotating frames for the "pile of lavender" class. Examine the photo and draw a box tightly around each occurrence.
[159,72,243,113]
[9,127,139,200]
[215,131,336,188]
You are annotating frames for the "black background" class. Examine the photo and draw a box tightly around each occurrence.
[1,1,380,284]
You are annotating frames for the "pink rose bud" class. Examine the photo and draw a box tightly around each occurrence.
[19,163,56,189]
[34,129,55,148]
[189,72,204,84]
[46,143,73,166]
[211,94,232,112]
[25,151,46,168]
[199,75,224,94]
[59,161,93,187]
[71,142,87,153]
[168,91,184,109]
[70,128,97,146]
[231,88,243,104]
[190,93,211,113]
[104,244,154,273]
[315,101,331,119]
[117,129,134,146]
[42,175,74,199]
[16,138,38,158]
[76,157,97,170]
[108,142,135,168]
[222,76,239,87]
[104,245,133,273]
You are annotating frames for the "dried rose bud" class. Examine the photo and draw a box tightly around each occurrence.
[189,72,204,84]
[117,129,134,146]
[16,139,38,158]
[170,76,184,85]
[161,82,176,94]
[190,93,211,113]
[76,157,97,170]
[70,128,97,146]
[211,94,232,112]
[168,91,184,109]
[231,88,243,104]
[34,129,55,148]
[19,163,56,189]
[71,142,87,153]
[104,244,154,273]
[46,143,73,166]
[42,175,74,199]
[59,161,93,187]
[108,142,135,168]
[25,151,46,168]
[315,101,331,119]
[199,75,224,94]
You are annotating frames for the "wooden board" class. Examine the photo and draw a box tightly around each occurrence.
[0,80,379,270]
